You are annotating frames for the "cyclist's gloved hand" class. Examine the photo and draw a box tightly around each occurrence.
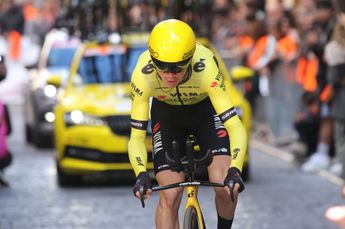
[224,167,245,193]
[132,171,152,197]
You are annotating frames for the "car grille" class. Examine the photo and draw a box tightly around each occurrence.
[104,115,131,136]
[64,146,153,163]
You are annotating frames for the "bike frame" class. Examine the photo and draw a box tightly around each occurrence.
[184,185,204,228]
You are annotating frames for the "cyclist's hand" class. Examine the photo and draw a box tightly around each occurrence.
[132,172,153,201]
[224,167,245,202]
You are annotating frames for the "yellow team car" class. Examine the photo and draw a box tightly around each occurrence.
[54,40,153,186]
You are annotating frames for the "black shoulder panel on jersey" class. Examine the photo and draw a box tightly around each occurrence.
[219,107,237,123]
[213,56,219,67]
[131,119,148,130]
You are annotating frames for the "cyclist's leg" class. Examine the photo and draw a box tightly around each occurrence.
[194,101,235,228]
[155,170,184,229]
[151,99,188,229]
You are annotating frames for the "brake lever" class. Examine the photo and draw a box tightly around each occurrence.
[228,180,235,203]
[139,186,146,208]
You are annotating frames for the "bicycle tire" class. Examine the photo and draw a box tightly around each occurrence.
[183,206,202,229]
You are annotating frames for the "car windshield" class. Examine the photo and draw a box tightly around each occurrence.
[48,48,76,68]
[127,46,146,77]
[78,45,130,84]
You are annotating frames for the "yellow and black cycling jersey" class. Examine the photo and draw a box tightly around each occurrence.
[128,42,247,176]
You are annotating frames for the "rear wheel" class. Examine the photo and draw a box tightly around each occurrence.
[183,206,203,229]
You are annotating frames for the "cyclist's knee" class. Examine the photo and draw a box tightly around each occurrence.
[214,187,230,202]
[159,188,183,210]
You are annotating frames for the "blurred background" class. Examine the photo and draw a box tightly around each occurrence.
[1,0,345,228]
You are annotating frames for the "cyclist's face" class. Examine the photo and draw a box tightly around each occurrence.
[157,68,188,87]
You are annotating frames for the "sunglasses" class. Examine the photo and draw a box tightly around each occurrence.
[151,56,192,73]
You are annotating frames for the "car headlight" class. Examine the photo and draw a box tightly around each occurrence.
[43,84,57,98]
[64,110,106,126]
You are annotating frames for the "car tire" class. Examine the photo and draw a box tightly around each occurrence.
[25,124,33,143]
[33,129,52,148]
[56,163,83,187]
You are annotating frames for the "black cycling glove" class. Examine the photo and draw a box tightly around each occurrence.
[132,172,152,196]
[224,167,245,193]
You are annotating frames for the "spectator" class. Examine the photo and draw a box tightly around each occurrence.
[0,53,12,187]
[293,91,321,160]
[297,0,336,173]
[323,0,345,177]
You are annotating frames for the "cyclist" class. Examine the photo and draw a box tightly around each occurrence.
[128,19,247,229]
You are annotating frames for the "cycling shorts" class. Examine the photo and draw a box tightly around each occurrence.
[150,97,230,175]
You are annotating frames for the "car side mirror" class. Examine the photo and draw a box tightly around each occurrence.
[47,75,62,87]
[230,66,255,81]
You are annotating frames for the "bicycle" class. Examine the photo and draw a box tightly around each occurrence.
[139,138,236,229]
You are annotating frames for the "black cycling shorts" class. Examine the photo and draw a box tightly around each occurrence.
[150,97,230,175]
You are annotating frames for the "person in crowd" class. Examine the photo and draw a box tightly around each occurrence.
[0,54,12,187]
[298,0,336,173]
[293,91,321,161]
[323,0,345,177]
[129,19,247,228]
[0,0,25,60]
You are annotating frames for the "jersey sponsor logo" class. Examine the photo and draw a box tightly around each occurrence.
[210,81,218,88]
[232,148,240,160]
[183,47,195,60]
[153,130,163,155]
[157,164,169,170]
[141,61,155,74]
[130,82,143,97]
[156,95,166,100]
[153,122,160,134]
[217,130,228,138]
[131,119,148,130]
[219,107,237,122]
[136,157,144,166]
[213,115,224,130]
[193,59,206,72]
[212,148,228,154]
[211,72,226,91]
[170,92,200,97]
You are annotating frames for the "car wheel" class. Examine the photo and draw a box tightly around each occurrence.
[33,129,52,148]
[25,124,33,143]
[56,163,83,187]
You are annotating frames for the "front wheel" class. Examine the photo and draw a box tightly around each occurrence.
[183,206,204,229]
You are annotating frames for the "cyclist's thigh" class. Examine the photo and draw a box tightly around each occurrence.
[150,99,188,174]
[156,170,185,204]
[194,100,230,158]
[207,155,230,183]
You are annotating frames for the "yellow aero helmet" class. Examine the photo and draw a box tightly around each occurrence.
[148,19,196,63]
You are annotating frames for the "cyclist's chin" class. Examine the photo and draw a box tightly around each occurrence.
[164,80,179,87]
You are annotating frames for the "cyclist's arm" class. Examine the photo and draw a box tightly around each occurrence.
[203,58,247,172]
[128,61,152,176]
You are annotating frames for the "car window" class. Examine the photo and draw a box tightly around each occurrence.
[127,46,146,78]
[77,53,128,84]
[48,48,76,68]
